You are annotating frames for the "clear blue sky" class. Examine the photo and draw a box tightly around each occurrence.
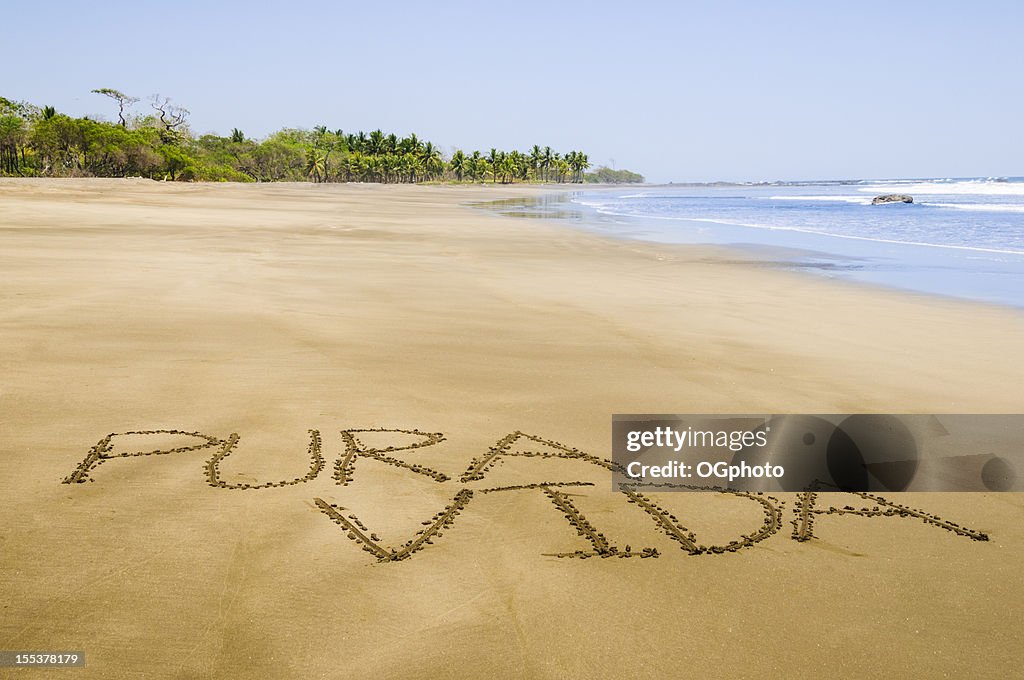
[5,0,1022,183]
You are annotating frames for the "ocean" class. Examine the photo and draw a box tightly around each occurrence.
[563,178,1024,309]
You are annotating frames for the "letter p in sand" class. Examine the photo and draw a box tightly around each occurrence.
[62,429,223,484]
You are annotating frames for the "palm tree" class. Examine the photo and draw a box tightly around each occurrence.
[449,149,467,181]
[486,148,499,183]
[400,133,421,155]
[420,141,438,161]
[412,155,426,183]
[555,157,570,183]
[420,142,442,180]
[498,154,517,184]
[382,154,399,183]
[346,132,363,154]
[565,151,590,183]
[529,145,542,182]
[542,146,553,182]
[336,154,352,182]
[366,155,382,182]
[393,153,409,183]
[563,151,577,183]
[367,129,384,155]
[310,126,339,181]
[505,150,522,182]
[350,152,369,181]
[305,146,325,182]
[467,151,483,182]
[577,152,590,182]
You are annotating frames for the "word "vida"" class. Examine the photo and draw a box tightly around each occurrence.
[62,427,990,563]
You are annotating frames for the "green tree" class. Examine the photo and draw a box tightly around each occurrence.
[150,95,190,146]
[541,146,553,182]
[0,114,27,174]
[1,91,617,184]
[584,166,644,183]
[529,145,542,181]
[305,146,326,182]
[497,154,515,183]
[420,141,443,180]
[367,129,384,155]
[486,148,499,183]
[91,88,138,127]
[158,144,196,181]
[449,149,467,181]
[252,137,305,181]
[566,150,590,183]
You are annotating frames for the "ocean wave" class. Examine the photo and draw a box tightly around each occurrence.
[768,195,874,205]
[858,180,1024,196]
[858,177,963,185]
[571,198,618,210]
[923,202,1024,213]
[687,217,1024,256]
[575,203,1024,256]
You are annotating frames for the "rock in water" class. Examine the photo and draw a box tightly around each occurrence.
[872,194,914,204]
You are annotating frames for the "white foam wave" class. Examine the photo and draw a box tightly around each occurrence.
[769,195,873,205]
[577,204,1024,256]
[858,180,1024,196]
[571,198,614,208]
[687,217,1024,256]
[923,202,1024,213]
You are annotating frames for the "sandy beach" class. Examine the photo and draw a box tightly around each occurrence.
[1,178,1022,678]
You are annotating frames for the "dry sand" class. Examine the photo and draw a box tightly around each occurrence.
[1,178,1022,678]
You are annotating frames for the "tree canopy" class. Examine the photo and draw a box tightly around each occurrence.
[584,166,646,184]
[0,90,643,184]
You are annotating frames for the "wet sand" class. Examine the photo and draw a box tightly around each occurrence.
[1,178,1022,678]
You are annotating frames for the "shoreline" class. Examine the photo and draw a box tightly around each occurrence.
[1,178,1022,679]
[472,184,1024,315]
[537,184,1024,311]
[3,177,1024,411]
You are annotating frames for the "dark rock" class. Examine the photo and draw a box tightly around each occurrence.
[872,194,913,204]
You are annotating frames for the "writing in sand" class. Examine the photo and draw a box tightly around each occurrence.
[62,427,989,563]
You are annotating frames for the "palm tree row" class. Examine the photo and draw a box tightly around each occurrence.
[301,127,589,184]
[2,92,601,183]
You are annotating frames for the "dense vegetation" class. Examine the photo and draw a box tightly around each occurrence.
[0,91,642,184]
[584,166,646,184]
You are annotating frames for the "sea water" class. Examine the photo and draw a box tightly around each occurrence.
[569,178,1024,309]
